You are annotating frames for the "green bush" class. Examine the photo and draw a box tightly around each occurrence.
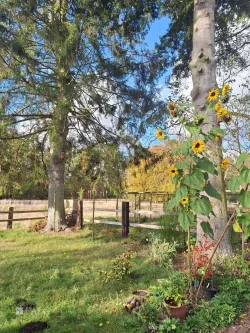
[178,278,250,333]
[148,233,177,268]
[219,255,250,280]
[99,250,136,282]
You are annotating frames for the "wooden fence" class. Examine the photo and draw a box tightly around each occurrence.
[0,200,237,237]
[0,207,48,229]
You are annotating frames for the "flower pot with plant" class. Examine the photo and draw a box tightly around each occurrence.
[158,271,188,321]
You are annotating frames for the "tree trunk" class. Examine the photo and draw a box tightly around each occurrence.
[45,110,68,231]
[190,0,233,256]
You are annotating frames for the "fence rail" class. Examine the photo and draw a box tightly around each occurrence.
[0,207,47,229]
[0,199,237,236]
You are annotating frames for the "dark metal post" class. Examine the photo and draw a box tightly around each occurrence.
[122,201,129,237]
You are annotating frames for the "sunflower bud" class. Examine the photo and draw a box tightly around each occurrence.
[222,95,230,104]
[194,115,205,126]
[170,110,177,117]
[223,114,231,123]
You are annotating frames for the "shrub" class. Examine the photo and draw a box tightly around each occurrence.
[218,255,250,280]
[148,233,177,268]
[99,250,136,282]
[29,219,47,232]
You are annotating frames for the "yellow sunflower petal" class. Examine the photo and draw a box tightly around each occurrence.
[156,128,165,140]
[180,197,189,205]
[207,88,219,101]
[222,84,230,96]
[168,164,178,178]
[220,159,229,169]
[192,140,205,153]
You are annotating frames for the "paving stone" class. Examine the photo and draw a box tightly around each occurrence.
[236,328,250,333]
[226,327,241,333]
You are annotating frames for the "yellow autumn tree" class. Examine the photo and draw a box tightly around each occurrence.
[126,141,183,193]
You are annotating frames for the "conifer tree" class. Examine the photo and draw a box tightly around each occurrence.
[0,0,163,230]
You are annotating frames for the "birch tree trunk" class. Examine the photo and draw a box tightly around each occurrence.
[190,0,233,256]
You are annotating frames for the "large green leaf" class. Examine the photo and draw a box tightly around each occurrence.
[244,225,250,240]
[210,127,225,136]
[237,213,250,226]
[236,152,249,168]
[178,211,195,231]
[197,157,215,174]
[204,183,221,200]
[227,176,244,194]
[233,221,242,233]
[175,187,188,201]
[200,221,214,239]
[240,166,250,184]
[171,148,179,155]
[190,196,211,216]
[182,169,204,190]
[180,141,190,156]
[238,190,250,209]
[165,197,179,211]
[185,123,200,137]
[175,161,190,170]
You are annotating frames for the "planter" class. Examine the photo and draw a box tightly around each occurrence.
[203,286,218,300]
[164,299,187,321]
[132,289,148,297]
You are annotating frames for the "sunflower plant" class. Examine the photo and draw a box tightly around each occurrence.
[157,84,250,266]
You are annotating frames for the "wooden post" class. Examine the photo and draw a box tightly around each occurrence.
[92,191,95,240]
[122,201,129,237]
[150,192,153,222]
[138,193,141,223]
[7,207,14,229]
[77,200,83,229]
[134,193,136,221]
[116,196,119,221]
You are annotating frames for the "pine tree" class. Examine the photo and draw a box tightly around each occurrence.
[0,0,163,230]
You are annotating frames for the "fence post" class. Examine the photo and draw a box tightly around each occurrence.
[77,200,83,229]
[122,201,129,237]
[7,207,14,229]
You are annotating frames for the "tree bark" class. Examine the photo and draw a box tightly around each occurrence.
[190,0,233,256]
[45,101,69,231]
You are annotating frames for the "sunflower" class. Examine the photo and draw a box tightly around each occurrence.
[180,197,189,205]
[215,101,222,112]
[168,164,178,178]
[168,102,177,117]
[156,128,165,140]
[215,133,222,141]
[167,102,176,112]
[207,88,219,101]
[221,159,229,169]
[222,83,230,96]
[217,107,227,119]
[192,140,205,153]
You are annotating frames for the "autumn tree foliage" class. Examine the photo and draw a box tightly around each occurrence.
[126,142,182,193]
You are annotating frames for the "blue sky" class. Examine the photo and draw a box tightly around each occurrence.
[141,17,172,147]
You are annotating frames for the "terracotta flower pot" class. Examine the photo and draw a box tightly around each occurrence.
[164,299,187,321]
[169,303,187,321]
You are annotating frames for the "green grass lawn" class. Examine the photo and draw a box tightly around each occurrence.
[0,227,167,333]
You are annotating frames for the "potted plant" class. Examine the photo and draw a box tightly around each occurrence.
[158,271,188,321]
